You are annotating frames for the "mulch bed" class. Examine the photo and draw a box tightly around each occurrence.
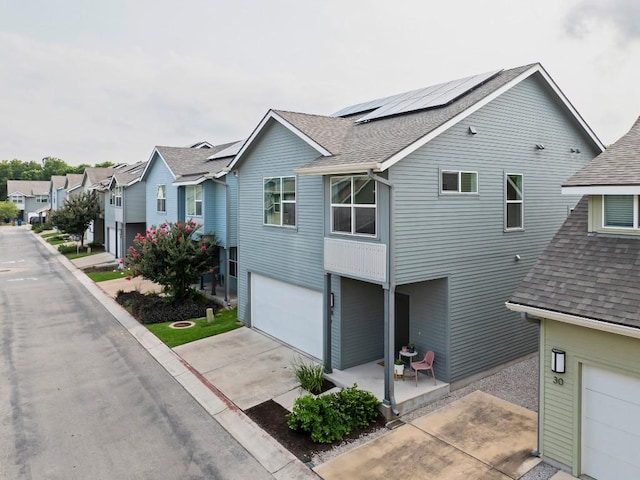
[244,380,387,464]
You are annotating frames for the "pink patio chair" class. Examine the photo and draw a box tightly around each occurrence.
[411,351,436,386]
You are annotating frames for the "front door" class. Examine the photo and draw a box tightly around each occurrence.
[395,293,410,352]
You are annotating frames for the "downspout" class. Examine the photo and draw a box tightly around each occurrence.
[367,170,399,416]
[207,177,231,305]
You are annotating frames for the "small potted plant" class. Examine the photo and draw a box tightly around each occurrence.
[408,343,416,353]
[394,358,405,379]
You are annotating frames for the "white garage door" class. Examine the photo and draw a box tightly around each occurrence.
[582,365,640,479]
[107,228,116,255]
[250,273,323,360]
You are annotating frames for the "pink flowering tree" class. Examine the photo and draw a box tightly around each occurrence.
[124,220,219,301]
[48,191,101,248]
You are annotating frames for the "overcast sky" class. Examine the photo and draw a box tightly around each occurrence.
[1,0,639,165]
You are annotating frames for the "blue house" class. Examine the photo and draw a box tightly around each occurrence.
[49,175,66,211]
[103,162,147,258]
[140,141,242,299]
[228,63,604,413]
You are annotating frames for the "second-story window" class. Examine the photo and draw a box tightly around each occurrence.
[505,173,523,230]
[603,195,637,228]
[157,185,166,213]
[331,175,376,236]
[264,177,296,226]
[441,170,478,193]
[35,195,49,203]
[229,247,237,278]
[114,187,123,207]
[186,185,203,216]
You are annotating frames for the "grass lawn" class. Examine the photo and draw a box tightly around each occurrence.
[65,249,104,260]
[41,232,60,238]
[146,308,242,348]
[47,235,70,245]
[86,269,133,282]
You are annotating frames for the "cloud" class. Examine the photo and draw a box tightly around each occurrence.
[565,0,640,43]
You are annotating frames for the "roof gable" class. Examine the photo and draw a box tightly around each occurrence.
[7,180,50,196]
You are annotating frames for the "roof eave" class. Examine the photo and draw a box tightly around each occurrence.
[296,162,382,176]
[506,302,640,340]
[561,185,640,195]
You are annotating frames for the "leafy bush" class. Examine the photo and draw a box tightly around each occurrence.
[292,357,324,394]
[287,384,380,443]
[124,221,219,301]
[58,244,79,254]
[115,291,219,325]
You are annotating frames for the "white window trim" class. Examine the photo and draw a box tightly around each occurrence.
[505,172,524,231]
[186,185,203,217]
[440,170,478,194]
[602,194,639,229]
[156,184,166,213]
[229,247,238,278]
[330,175,377,237]
[263,176,296,227]
[114,186,123,208]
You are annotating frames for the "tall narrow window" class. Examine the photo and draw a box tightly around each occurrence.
[441,170,478,193]
[229,247,237,278]
[331,175,376,236]
[505,173,523,230]
[264,177,296,226]
[186,185,203,216]
[114,186,123,207]
[156,185,166,213]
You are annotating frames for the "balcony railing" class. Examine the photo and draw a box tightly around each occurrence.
[324,237,387,283]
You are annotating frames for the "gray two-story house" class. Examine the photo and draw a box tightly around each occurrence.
[6,180,50,222]
[229,63,603,413]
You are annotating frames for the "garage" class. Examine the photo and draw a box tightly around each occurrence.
[107,228,116,256]
[582,365,640,479]
[250,273,323,360]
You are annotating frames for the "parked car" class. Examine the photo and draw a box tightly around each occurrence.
[29,217,43,225]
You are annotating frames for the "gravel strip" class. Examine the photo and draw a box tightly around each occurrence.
[312,354,559,479]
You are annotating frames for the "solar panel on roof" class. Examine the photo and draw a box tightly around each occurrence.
[207,140,245,160]
[356,69,502,122]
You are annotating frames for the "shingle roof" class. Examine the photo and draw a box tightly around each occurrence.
[84,167,117,186]
[563,116,640,187]
[7,180,50,196]
[282,64,535,171]
[157,141,239,179]
[65,174,84,190]
[50,175,66,190]
[112,161,147,187]
[509,198,640,328]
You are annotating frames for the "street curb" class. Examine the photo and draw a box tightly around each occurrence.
[34,233,319,479]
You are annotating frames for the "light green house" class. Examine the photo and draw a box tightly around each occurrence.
[507,116,640,479]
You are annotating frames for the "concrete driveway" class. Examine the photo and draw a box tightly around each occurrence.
[314,390,540,480]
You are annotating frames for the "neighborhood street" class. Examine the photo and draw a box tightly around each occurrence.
[0,227,273,480]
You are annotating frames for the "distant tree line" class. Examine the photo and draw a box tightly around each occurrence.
[0,157,114,200]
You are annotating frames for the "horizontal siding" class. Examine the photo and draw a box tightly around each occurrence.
[227,174,238,247]
[144,153,177,228]
[124,182,146,223]
[237,122,325,328]
[541,320,640,472]
[391,75,600,383]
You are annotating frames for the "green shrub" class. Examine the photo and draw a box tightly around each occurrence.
[287,384,380,443]
[57,244,79,254]
[114,291,219,325]
[292,357,324,394]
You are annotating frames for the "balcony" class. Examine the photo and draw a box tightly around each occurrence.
[324,237,387,283]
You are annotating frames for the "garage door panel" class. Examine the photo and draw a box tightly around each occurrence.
[582,365,640,480]
[251,274,323,360]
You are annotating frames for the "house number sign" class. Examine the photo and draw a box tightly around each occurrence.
[552,376,564,386]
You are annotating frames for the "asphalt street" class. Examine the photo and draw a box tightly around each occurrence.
[0,227,273,480]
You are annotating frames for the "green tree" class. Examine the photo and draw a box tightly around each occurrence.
[94,161,115,168]
[48,191,101,248]
[0,200,19,221]
[125,221,219,301]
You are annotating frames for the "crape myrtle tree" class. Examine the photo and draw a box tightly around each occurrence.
[48,191,101,248]
[124,220,219,302]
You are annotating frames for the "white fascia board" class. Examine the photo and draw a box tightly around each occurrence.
[379,64,604,172]
[506,302,640,340]
[228,110,331,170]
[562,185,640,195]
[141,148,177,182]
[172,177,206,186]
[296,162,381,176]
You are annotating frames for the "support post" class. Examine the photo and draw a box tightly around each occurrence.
[324,272,333,373]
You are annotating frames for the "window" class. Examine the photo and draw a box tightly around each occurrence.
[9,195,22,204]
[229,247,237,278]
[156,185,166,213]
[264,177,296,226]
[114,186,123,207]
[441,170,478,193]
[604,195,637,228]
[505,173,523,230]
[186,185,203,216]
[35,195,49,203]
[331,175,376,236]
